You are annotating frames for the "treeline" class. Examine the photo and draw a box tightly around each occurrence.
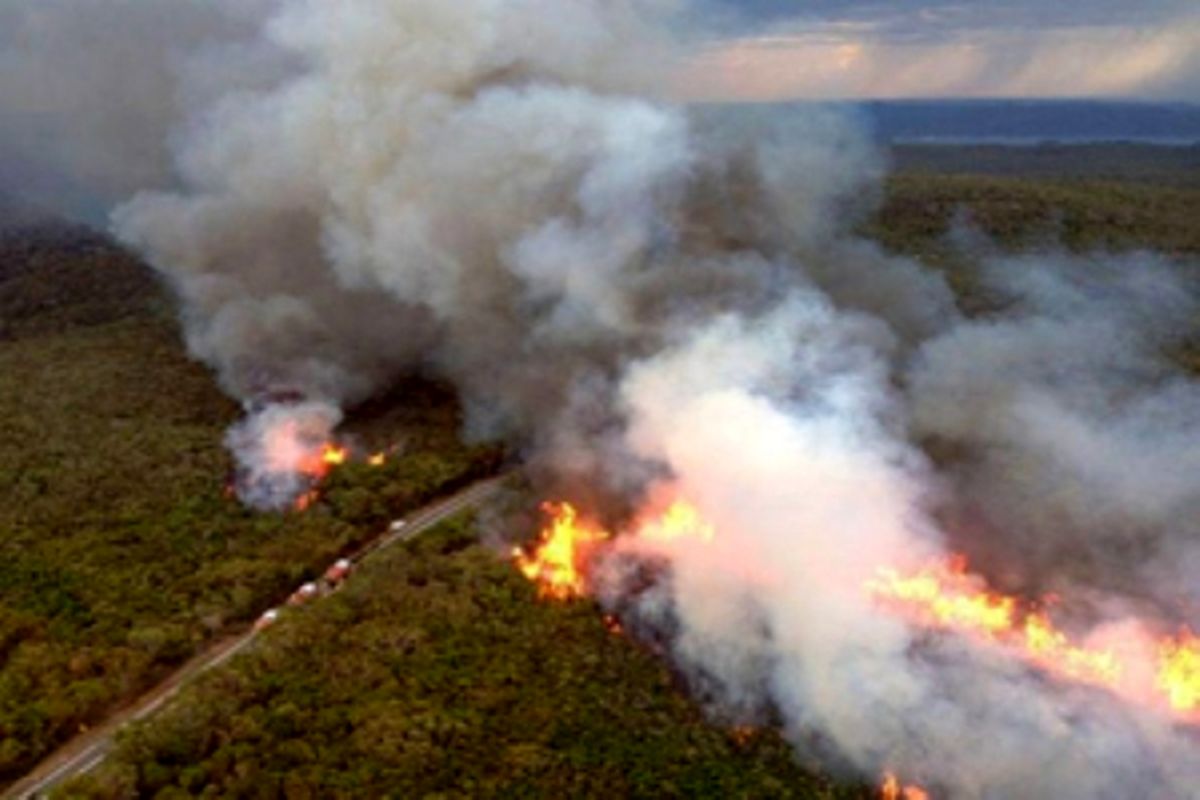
[890,143,1200,188]
[871,173,1200,258]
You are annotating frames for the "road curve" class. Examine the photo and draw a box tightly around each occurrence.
[6,476,510,800]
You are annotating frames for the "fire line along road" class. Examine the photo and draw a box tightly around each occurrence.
[6,475,509,800]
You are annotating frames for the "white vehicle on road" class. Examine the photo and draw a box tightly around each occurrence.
[288,581,319,606]
[388,518,408,533]
[253,608,279,632]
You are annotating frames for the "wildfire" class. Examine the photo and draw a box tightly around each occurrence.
[868,558,1199,720]
[513,497,1196,722]
[867,559,1125,688]
[293,441,349,482]
[288,443,389,511]
[1158,630,1199,713]
[514,499,719,600]
[282,442,348,510]
[513,502,610,599]
[636,500,716,544]
[881,773,929,800]
[315,442,348,472]
[294,489,320,512]
[1023,612,1122,686]
[866,558,1015,637]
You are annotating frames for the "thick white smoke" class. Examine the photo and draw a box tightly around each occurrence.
[603,284,1199,798]
[225,400,342,510]
[6,0,1198,795]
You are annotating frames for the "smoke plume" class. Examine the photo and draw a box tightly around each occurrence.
[5,0,1198,796]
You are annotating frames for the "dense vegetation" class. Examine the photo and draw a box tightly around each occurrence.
[890,143,1200,188]
[873,173,1200,258]
[60,516,862,799]
[869,151,1200,313]
[3,145,1198,795]
[0,227,499,784]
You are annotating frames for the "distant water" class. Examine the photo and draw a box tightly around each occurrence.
[855,100,1200,147]
[890,135,1200,147]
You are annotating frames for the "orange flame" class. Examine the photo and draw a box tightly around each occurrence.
[513,503,610,600]
[287,442,349,511]
[1023,612,1123,686]
[1158,629,1199,713]
[321,443,348,467]
[868,559,1123,690]
[516,498,1195,722]
[866,558,1015,637]
[636,500,715,544]
[294,441,349,480]
[294,489,320,512]
[881,773,929,800]
[867,559,1200,720]
[514,499,720,600]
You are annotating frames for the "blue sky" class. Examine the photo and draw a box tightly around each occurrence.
[681,0,1200,101]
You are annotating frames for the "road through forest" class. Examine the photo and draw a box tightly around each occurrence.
[7,476,510,799]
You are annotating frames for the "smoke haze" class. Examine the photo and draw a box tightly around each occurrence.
[3,1,1197,796]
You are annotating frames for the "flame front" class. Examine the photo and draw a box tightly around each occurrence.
[1023,612,1123,686]
[513,502,609,600]
[514,499,717,600]
[1158,630,1199,713]
[866,560,1127,689]
[868,559,1198,719]
[514,497,1196,722]
[866,558,1015,637]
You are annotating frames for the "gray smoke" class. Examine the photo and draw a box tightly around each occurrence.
[5,0,1198,796]
[911,251,1200,613]
[0,0,282,221]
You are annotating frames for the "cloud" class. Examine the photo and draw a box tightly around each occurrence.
[720,0,1196,36]
[682,13,1200,101]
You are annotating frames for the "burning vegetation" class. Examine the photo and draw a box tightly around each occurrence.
[224,401,395,512]
[512,502,609,600]
[515,501,1199,728]
[868,560,1198,720]
[880,773,929,800]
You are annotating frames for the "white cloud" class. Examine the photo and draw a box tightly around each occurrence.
[680,14,1200,101]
